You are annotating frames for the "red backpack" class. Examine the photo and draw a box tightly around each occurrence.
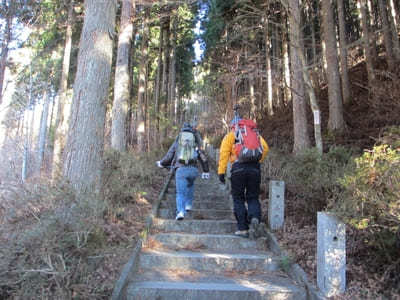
[232,119,263,163]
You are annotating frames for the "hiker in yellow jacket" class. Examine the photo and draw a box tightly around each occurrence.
[218,117,269,238]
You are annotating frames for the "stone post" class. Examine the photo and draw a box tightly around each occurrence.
[317,212,346,297]
[216,149,220,164]
[268,180,285,230]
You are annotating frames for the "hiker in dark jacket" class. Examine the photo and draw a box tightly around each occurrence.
[157,123,209,220]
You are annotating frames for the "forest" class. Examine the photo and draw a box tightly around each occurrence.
[0,0,399,298]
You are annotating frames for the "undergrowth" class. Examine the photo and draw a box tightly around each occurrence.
[0,150,163,299]
[262,126,400,296]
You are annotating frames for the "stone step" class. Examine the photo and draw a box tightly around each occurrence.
[152,218,237,234]
[166,194,228,203]
[158,208,234,220]
[126,269,306,300]
[151,232,265,251]
[160,200,231,210]
[139,249,279,273]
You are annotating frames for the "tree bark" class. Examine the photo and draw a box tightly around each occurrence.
[111,0,135,151]
[63,0,116,197]
[282,21,292,105]
[265,22,273,116]
[388,0,400,60]
[389,0,399,30]
[37,91,50,174]
[0,1,12,105]
[249,73,256,119]
[169,14,177,124]
[298,49,323,153]
[289,0,311,153]
[322,0,346,132]
[161,17,170,120]
[367,0,378,62]
[154,23,163,136]
[379,0,396,68]
[136,8,149,152]
[52,0,74,178]
[337,0,351,105]
[358,0,376,82]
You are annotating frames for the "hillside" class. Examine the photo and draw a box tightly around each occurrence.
[257,60,400,299]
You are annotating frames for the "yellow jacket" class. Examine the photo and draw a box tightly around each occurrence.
[218,131,269,175]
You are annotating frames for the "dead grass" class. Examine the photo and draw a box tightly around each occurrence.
[0,150,164,299]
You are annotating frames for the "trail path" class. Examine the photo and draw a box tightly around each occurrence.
[120,172,307,299]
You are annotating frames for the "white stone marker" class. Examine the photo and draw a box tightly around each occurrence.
[268,180,285,230]
[216,149,220,164]
[317,212,346,297]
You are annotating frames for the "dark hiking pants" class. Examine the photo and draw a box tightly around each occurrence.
[230,162,262,231]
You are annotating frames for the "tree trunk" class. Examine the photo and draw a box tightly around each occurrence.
[388,0,400,60]
[162,17,170,123]
[265,23,273,116]
[273,23,282,108]
[322,0,346,132]
[298,49,323,153]
[249,73,256,119]
[22,109,31,182]
[289,0,311,153]
[136,8,149,152]
[169,14,177,124]
[358,0,376,82]
[52,0,74,178]
[389,0,399,30]
[337,0,351,105]
[63,0,116,197]
[379,0,396,68]
[111,0,135,151]
[0,2,12,105]
[367,0,378,62]
[154,24,163,137]
[282,22,292,105]
[37,91,50,174]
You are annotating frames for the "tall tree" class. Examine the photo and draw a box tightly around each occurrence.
[282,20,292,104]
[136,8,149,152]
[63,0,116,196]
[111,0,135,152]
[0,0,13,104]
[358,0,376,83]
[37,89,50,174]
[288,0,310,153]
[168,12,177,123]
[154,21,163,138]
[337,0,351,105]
[379,0,396,69]
[322,0,346,132]
[265,19,273,116]
[161,15,170,124]
[388,0,400,60]
[52,0,75,178]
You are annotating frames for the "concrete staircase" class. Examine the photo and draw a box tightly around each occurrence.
[124,172,307,299]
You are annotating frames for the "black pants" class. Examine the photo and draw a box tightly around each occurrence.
[230,162,261,231]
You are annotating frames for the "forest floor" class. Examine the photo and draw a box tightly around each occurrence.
[257,60,400,299]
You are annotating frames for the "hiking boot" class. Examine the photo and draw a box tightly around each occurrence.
[234,230,249,238]
[249,218,259,240]
[175,212,184,220]
[185,204,192,211]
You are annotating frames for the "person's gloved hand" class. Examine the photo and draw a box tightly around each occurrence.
[201,172,210,179]
[156,161,163,168]
[219,174,225,184]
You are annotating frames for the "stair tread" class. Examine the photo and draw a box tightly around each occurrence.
[153,218,236,224]
[130,267,300,290]
[141,248,275,258]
